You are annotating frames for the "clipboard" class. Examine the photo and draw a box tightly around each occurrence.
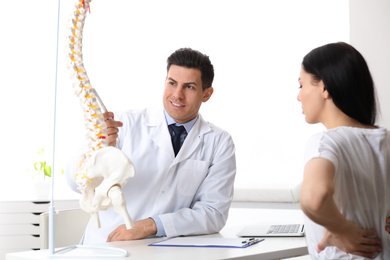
[148,237,264,248]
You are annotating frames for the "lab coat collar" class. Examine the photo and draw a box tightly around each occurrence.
[147,108,172,154]
[174,114,211,164]
[147,108,212,164]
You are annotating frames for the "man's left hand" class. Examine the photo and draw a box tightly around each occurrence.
[106,218,157,242]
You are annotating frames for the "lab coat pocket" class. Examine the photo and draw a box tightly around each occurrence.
[177,159,209,196]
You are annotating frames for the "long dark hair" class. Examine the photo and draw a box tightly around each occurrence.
[302,42,377,126]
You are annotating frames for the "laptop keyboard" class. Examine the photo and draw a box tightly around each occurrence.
[267,224,300,234]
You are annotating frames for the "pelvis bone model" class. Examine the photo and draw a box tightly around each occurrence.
[68,0,135,229]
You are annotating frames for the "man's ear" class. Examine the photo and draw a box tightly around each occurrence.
[202,87,214,102]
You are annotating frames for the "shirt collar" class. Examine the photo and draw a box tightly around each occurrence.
[164,109,198,134]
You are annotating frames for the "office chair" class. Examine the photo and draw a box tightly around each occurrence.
[39,208,90,250]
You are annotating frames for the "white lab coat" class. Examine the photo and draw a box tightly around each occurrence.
[66,107,236,244]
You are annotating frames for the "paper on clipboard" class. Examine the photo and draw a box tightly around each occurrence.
[148,237,264,248]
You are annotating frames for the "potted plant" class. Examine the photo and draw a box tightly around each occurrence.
[28,148,62,199]
[33,148,52,181]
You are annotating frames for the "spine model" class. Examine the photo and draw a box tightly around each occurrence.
[69,0,108,157]
[67,0,135,230]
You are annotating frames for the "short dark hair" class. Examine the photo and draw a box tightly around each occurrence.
[302,42,377,126]
[167,48,214,90]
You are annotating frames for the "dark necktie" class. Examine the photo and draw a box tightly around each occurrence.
[169,124,187,156]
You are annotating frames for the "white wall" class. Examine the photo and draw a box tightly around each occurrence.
[349,0,390,129]
[5,0,389,201]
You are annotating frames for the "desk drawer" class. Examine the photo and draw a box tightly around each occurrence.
[0,213,40,225]
[0,201,50,213]
[0,224,39,236]
[0,235,40,250]
[0,199,79,260]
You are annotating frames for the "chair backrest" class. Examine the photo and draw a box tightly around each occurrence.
[39,208,90,249]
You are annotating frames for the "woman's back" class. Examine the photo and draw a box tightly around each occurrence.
[304,126,390,259]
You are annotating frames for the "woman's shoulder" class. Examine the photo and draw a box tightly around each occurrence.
[325,126,389,141]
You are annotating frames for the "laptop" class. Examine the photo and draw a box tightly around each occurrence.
[237,223,305,237]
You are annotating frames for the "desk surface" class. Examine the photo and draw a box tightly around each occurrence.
[6,207,308,260]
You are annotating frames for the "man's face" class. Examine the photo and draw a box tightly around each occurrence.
[163,65,213,124]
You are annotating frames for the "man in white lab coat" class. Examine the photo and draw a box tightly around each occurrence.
[67,48,236,244]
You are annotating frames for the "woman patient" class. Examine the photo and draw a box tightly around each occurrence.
[298,42,390,259]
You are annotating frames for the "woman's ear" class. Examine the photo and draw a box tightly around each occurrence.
[321,83,331,99]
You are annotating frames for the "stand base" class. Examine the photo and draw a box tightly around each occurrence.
[48,245,128,258]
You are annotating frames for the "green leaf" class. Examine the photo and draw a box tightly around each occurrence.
[44,165,52,177]
[34,162,42,171]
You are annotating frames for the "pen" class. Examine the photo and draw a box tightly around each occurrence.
[242,238,261,246]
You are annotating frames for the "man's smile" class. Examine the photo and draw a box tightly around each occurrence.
[170,100,185,108]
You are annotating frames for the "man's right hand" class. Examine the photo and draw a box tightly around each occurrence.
[103,112,123,147]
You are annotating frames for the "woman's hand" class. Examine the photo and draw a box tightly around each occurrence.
[318,221,382,259]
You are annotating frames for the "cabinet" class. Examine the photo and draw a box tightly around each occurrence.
[0,200,79,260]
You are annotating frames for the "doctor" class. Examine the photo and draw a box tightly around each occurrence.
[67,47,236,244]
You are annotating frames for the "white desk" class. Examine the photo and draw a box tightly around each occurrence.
[6,207,308,260]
